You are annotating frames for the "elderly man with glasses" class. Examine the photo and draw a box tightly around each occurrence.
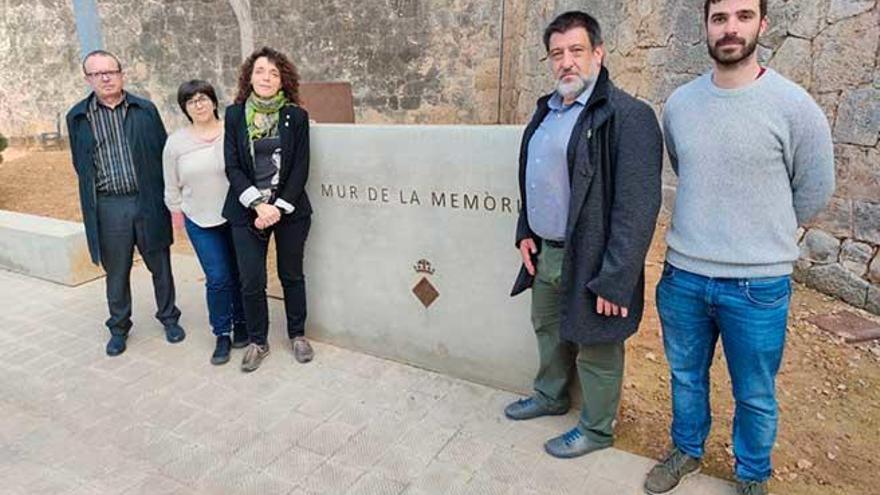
[66,50,185,356]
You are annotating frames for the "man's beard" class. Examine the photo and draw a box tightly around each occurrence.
[708,33,759,66]
[556,71,594,101]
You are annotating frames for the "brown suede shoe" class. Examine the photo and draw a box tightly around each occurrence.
[291,336,314,363]
[241,343,270,372]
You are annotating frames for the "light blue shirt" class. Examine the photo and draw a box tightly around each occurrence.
[525,83,594,241]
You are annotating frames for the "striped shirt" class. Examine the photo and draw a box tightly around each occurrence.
[88,94,138,194]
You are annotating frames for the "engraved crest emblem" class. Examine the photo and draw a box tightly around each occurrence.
[412,259,439,308]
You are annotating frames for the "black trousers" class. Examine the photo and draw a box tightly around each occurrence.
[96,194,180,335]
[231,215,311,345]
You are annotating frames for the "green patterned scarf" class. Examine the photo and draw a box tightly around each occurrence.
[245,92,287,141]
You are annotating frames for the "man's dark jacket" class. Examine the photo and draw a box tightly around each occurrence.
[511,67,663,345]
[66,92,172,265]
[222,103,312,225]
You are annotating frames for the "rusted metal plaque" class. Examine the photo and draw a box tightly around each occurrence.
[808,311,880,343]
[299,82,355,123]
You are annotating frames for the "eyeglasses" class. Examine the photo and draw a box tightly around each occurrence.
[186,95,213,108]
[86,70,122,79]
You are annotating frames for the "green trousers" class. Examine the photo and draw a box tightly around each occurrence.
[531,242,625,446]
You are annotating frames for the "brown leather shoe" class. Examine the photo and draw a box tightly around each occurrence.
[291,336,314,363]
[241,343,270,372]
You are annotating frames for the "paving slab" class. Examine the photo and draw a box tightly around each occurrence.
[0,256,737,495]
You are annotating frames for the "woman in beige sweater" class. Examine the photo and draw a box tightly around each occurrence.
[163,80,247,365]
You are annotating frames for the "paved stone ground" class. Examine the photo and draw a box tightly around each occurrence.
[0,255,736,495]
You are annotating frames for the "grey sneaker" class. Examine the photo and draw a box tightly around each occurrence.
[291,336,314,363]
[644,447,701,494]
[241,343,270,372]
[736,480,768,495]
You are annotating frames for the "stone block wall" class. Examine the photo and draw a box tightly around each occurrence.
[0,0,83,138]
[0,0,877,312]
[0,0,504,133]
[248,0,503,125]
[797,227,880,314]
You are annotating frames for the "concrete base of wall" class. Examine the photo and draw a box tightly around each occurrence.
[0,210,103,286]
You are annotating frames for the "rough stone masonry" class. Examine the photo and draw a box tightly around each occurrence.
[0,0,877,313]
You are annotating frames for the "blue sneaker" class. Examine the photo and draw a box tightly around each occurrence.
[504,397,569,420]
[106,333,127,356]
[543,427,610,458]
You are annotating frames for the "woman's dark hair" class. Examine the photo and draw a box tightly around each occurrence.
[234,46,301,105]
[543,11,603,51]
[177,79,220,123]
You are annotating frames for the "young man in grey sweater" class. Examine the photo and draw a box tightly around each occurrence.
[644,1,835,494]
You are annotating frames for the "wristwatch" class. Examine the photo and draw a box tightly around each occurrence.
[249,196,266,210]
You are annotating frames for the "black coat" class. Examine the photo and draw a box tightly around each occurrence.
[66,93,172,265]
[511,67,663,345]
[222,103,312,225]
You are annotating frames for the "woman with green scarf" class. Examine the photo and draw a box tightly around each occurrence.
[222,46,314,372]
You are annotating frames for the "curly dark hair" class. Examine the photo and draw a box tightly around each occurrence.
[234,46,301,105]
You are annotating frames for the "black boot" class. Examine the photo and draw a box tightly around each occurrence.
[211,335,232,365]
[231,325,249,349]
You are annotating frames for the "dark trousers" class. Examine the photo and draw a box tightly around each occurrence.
[231,215,310,345]
[96,194,180,335]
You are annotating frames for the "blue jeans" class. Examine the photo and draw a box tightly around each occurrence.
[184,217,246,336]
[656,263,791,482]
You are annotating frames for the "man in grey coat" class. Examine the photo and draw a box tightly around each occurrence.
[505,11,663,459]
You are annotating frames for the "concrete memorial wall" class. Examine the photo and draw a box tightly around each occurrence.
[304,124,536,390]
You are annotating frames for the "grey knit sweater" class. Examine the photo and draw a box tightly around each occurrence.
[663,69,835,278]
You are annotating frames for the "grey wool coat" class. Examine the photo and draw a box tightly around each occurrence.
[511,67,663,345]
